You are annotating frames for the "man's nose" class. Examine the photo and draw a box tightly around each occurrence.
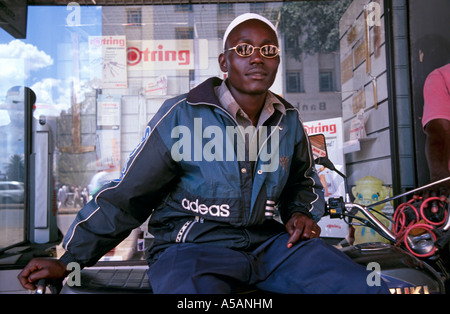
[249,48,264,63]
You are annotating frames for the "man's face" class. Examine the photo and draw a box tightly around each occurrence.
[219,20,280,98]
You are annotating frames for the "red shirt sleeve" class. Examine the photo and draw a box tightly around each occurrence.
[422,64,450,128]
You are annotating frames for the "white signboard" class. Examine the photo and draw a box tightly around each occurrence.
[89,36,128,89]
[127,39,209,71]
[96,96,121,171]
[97,99,121,130]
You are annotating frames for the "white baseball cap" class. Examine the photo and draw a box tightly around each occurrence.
[223,13,278,50]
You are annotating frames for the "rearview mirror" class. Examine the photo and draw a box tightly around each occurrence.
[309,133,328,160]
[309,133,349,198]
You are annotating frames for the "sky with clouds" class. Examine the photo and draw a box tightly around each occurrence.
[0,5,102,113]
[0,6,102,173]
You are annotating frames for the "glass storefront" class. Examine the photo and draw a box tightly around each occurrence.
[0,86,28,248]
[0,1,391,261]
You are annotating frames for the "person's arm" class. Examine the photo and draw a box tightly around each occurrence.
[424,118,450,195]
[61,114,180,268]
[422,66,450,196]
[18,102,181,289]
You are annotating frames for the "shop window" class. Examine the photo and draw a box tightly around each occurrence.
[250,3,266,13]
[319,71,334,92]
[0,0,393,263]
[126,8,142,25]
[286,71,304,93]
[218,3,235,16]
[175,5,193,12]
[175,27,194,40]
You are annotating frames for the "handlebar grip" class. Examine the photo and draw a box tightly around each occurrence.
[35,279,62,294]
[35,279,47,294]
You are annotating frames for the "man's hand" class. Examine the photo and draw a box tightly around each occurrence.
[285,212,321,248]
[17,258,68,290]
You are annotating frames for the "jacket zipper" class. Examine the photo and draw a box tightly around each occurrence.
[175,216,203,243]
[188,101,245,140]
[190,101,284,177]
[253,114,284,177]
[188,101,284,224]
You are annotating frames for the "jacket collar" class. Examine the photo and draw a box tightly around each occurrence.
[186,77,295,112]
[186,77,223,106]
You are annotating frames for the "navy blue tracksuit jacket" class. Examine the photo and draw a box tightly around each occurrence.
[60,77,325,268]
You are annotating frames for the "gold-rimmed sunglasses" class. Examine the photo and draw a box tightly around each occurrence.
[226,43,280,58]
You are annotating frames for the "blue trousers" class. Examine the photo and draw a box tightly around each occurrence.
[147,233,389,294]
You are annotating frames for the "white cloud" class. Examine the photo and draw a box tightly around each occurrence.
[0,40,53,77]
[30,78,72,117]
[0,40,54,99]
[31,78,62,104]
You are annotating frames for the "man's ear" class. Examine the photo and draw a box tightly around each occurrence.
[218,53,228,73]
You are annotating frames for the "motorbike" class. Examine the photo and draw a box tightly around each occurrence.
[310,133,450,294]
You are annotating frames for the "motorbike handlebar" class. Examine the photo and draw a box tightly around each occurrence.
[345,203,397,243]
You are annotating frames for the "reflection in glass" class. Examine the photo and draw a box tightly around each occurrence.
[0,86,29,249]
[0,1,388,262]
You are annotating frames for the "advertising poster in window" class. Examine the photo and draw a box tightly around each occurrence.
[89,36,128,89]
[304,117,348,238]
[97,97,120,130]
[144,75,168,97]
[96,96,121,171]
